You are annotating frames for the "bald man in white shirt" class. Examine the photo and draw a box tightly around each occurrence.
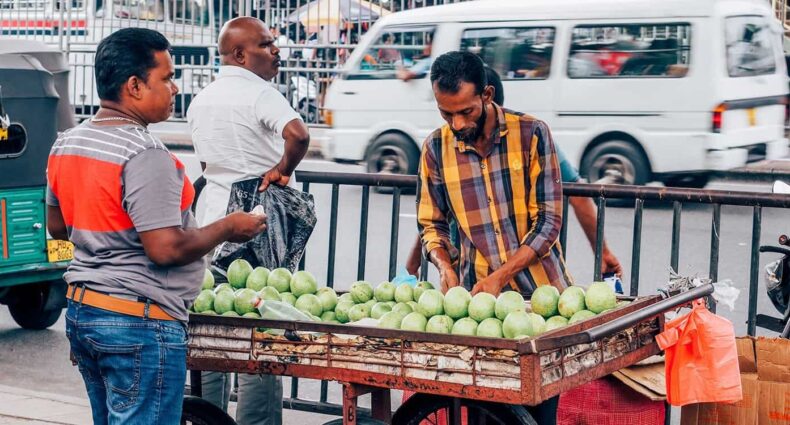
[187,17,310,425]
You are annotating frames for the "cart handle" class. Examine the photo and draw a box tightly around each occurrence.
[760,245,790,256]
[531,283,714,352]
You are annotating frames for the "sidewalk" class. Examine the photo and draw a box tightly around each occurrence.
[724,158,790,179]
[0,384,337,425]
[0,385,92,425]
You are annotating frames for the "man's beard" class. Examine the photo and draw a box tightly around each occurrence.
[452,102,488,144]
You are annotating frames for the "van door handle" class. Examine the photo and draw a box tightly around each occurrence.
[342,91,357,95]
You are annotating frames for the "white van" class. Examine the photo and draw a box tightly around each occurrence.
[323,0,789,187]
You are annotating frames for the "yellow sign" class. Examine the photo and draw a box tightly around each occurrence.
[747,108,757,127]
[0,127,7,141]
[47,239,74,262]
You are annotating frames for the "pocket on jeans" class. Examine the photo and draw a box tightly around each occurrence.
[85,337,142,411]
[159,321,188,348]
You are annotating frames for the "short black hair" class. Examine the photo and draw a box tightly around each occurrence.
[484,66,504,106]
[95,28,171,102]
[430,51,488,95]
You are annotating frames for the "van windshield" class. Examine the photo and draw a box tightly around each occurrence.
[726,16,777,77]
[348,26,434,79]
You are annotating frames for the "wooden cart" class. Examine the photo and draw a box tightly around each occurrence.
[184,284,712,424]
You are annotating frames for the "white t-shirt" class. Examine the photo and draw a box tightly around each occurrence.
[187,65,302,226]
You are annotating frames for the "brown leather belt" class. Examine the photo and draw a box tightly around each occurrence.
[67,284,176,321]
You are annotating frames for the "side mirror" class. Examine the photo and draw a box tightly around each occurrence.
[773,180,790,195]
[0,123,28,159]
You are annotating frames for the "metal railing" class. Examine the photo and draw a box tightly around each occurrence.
[269,170,790,417]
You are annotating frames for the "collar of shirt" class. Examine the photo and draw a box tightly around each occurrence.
[454,103,510,154]
[217,65,265,82]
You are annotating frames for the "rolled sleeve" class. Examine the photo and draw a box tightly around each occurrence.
[255,88,303,138]
[416,137,451,254]
[521,121,563,257]
[122,149,185,232]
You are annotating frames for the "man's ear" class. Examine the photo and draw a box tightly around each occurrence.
[126,75,144,100]
[482,85,494,104]
[233,47,246,65]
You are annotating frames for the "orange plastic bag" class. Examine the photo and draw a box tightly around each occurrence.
[656,299,742,406]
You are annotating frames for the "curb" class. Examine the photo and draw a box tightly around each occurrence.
[716,166,790,182]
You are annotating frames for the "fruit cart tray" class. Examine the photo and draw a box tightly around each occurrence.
[187,285,711,405]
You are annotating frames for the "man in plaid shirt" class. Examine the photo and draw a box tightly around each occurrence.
[418,51,573,299]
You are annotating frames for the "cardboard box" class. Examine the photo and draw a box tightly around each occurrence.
[681,337,790,425]
[612,360,666,402]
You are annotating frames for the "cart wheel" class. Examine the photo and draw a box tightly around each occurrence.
[8,282,63,330]
[392,393,537,425]
[181,395,236,425]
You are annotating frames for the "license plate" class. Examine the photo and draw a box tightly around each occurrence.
[47,239,74,262]
[747,108,757,127]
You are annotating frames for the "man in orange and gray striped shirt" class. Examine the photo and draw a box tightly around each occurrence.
[46,28,266,424]
[417,51,573,299]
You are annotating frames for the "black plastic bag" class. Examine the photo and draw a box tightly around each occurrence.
[212,178,317,273]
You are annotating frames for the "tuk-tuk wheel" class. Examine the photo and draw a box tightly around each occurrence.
[391,393,537,425]
[181,395,236,425]
[8,282,63,330]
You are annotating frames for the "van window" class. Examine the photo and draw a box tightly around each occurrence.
[348,26,434,80]
[568,23,691,78]
[461,27,555,80]
[726,16,777,77]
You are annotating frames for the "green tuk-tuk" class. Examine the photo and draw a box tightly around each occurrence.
[0,41,76,329]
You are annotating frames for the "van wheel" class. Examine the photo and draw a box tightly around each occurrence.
[366,133,420,176]
[581,140,650,186]
[366,133,420,193]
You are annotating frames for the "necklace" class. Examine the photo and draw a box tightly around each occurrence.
[91,116,145,127]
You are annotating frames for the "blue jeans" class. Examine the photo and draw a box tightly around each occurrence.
[65,300,188,425]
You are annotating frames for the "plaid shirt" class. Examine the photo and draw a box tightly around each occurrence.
[417,106,573,295]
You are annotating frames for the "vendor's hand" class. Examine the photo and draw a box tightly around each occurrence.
[438,267,459,293]
[602,249,623,277]
[226,211,267,242]
[406,257,421,278]
[471,274,504,297]
[259,166,290,192]
[406,242,423,277]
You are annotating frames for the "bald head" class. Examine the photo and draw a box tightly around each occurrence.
[218,17,281,81]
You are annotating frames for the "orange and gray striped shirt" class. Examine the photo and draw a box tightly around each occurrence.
[46,121,203,321]
[417,105,573,295]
